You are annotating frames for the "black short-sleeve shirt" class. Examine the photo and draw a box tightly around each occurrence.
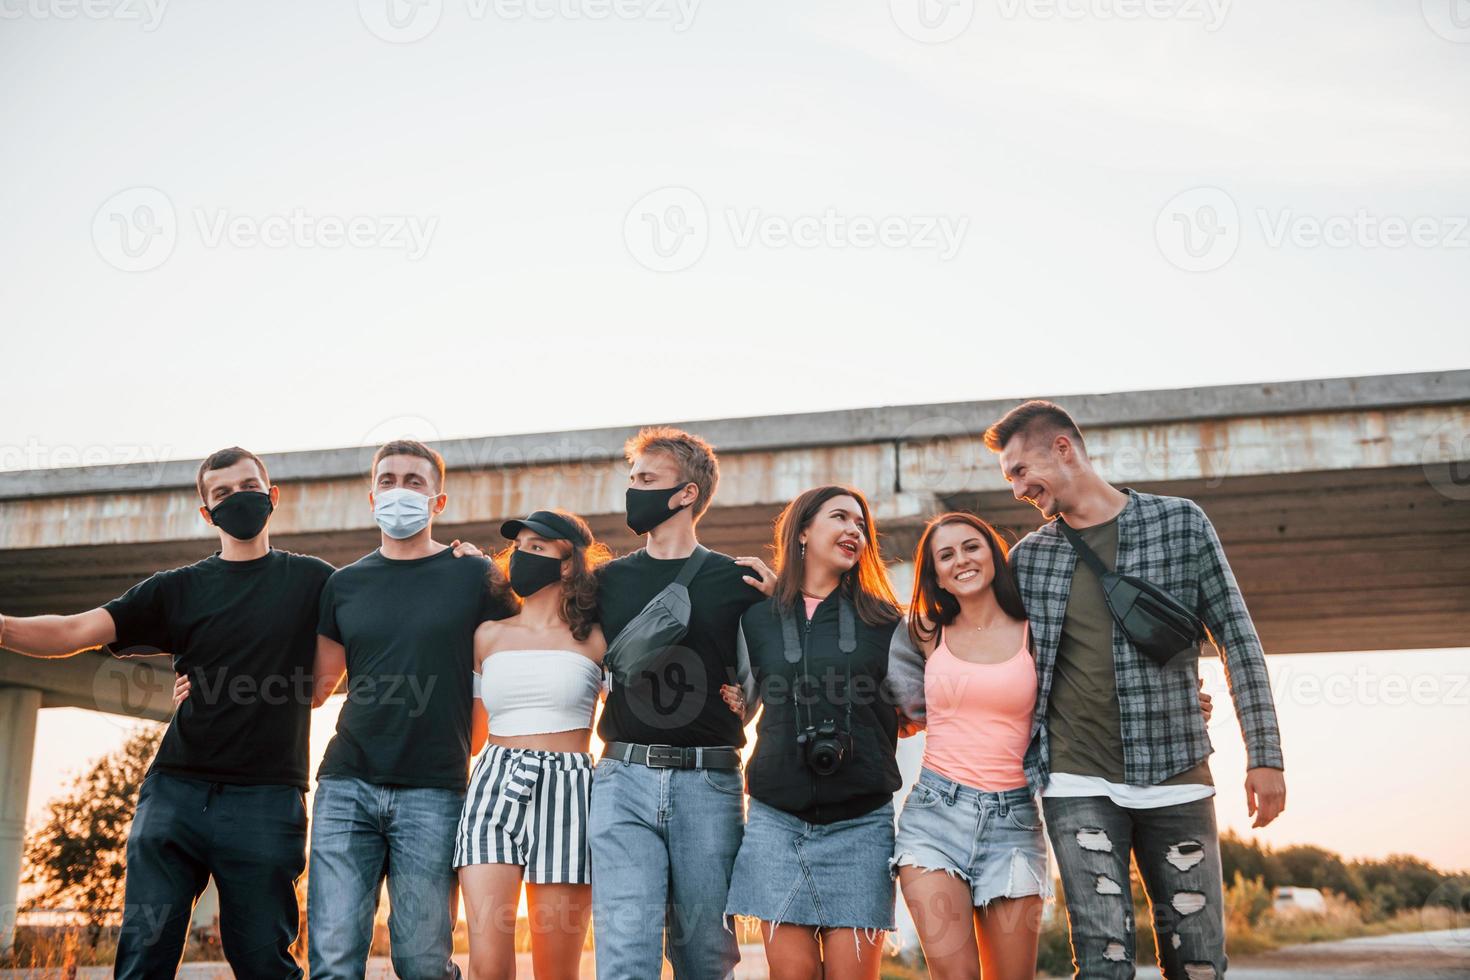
[595,548,764,748]
[103,549,334,790]
[316,548,510,790]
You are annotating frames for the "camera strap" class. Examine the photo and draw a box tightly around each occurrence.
[779,595,858,736]
[779,593,857,664]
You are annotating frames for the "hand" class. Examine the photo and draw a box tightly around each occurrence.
[719,683,746,717]
[896,713,924,738]
[1245,767,1286,828]
[451,539,484,558]
[1197,676,1213,723]
[734,556,776,597]
[172,673,191,709]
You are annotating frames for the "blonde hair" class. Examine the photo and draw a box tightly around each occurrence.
[623,426,720,519]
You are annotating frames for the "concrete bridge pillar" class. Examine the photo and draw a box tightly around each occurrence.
[0,686,41,952]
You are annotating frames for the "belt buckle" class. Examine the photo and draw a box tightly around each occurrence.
[644,744,684,768]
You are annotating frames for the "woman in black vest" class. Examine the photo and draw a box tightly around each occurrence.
[720,484,922,980]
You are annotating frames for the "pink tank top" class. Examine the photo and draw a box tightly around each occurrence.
[922,623,1035,792]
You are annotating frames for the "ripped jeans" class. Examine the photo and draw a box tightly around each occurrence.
[1043,795,1226,980]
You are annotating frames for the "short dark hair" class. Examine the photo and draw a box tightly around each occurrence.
[983,400,1086,454]
[371,439,446,491]
[196,447,269,502]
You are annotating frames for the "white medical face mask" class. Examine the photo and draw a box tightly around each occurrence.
[373,486,434,540]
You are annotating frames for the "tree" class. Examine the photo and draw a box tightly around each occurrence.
[22,724,163,946]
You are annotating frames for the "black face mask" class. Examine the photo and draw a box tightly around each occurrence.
[625,485,691,535]
[207,490,274,541]
[509,549,565,598]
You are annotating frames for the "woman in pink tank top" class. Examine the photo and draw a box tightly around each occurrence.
[892,512,1048,979]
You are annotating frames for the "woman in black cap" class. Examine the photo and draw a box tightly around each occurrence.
[453,508,611,980]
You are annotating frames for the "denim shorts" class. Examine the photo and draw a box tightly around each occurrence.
[891,767,1051,908]
[725,798,896,931]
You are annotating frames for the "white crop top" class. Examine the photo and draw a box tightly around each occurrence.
[473,650,603,737]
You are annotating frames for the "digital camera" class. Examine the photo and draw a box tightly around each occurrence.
[796,720,852,776]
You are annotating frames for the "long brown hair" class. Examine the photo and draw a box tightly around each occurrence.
[908,512,1027,650]
[772,485,902,628]
[492,509,612,642]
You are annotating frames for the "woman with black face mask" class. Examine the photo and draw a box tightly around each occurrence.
[453,509,610,980]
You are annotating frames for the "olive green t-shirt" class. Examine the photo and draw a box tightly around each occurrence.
[1047,514,1211,786]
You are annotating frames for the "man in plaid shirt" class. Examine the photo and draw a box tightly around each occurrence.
[986,400,1286,980]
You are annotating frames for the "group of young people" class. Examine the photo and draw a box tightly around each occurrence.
[0,400,1287,980]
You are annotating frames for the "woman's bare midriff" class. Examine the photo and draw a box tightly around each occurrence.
[485,729,593,754]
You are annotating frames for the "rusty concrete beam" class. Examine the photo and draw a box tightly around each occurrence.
[0,649,174,721]
[3,400,1465,552]
[1,370,1465,501]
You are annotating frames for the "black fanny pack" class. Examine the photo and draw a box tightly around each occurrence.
[1059,518,1203,667]
[602,545,710,688]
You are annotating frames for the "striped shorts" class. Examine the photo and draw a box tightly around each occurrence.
[454,744,594,884]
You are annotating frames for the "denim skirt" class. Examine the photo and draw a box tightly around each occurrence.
[725,798,896,931]
[891,767,1051,908]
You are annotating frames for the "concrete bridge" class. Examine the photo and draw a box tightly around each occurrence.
[1,369,1467,947]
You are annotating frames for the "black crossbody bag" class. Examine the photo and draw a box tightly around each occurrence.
[602,546,711,688]
[1058,518,1204,668]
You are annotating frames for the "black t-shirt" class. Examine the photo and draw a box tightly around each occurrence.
[104,550,334,790]
[595,548,764,748]
[316,548,510,790]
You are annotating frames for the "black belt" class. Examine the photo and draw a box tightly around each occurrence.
[603,742,742,770]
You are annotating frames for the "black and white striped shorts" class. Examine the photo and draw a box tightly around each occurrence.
[454,744,594,884]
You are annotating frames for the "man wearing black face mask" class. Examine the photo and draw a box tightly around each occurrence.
[1,446,333,979]
[588,427,777,980]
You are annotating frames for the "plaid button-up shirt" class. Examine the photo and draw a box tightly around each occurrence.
[1013,489,1284,794]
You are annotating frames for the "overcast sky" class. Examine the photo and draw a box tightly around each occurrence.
[2,0,1467,469]
[5,0,1469,871]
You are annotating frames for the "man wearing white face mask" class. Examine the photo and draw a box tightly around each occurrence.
[306,440,514,980]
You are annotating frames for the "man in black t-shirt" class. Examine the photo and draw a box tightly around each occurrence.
[306,440,511,980]
[1,446,330,979]
[589,427,774,980]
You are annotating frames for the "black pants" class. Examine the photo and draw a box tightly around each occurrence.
[115,772,307,979]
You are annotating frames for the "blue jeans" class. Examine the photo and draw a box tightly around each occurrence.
[588,757,745,980]
[117,772,306,980]
[1043,795,1226,980]
[307,776,465,980]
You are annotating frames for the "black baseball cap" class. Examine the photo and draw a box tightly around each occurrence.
[500,510,587,547]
